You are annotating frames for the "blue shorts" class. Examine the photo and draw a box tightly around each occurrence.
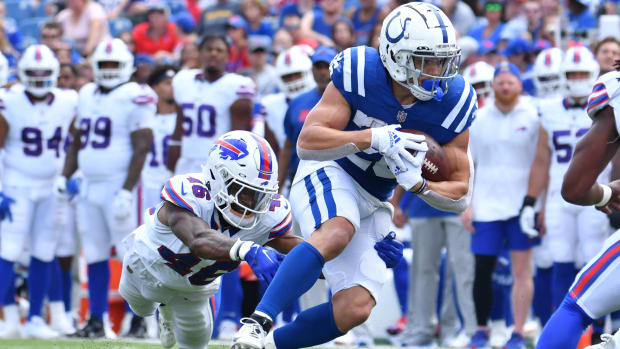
[471,217,532,255]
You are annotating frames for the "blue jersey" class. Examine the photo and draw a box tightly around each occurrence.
[329,46,477,201]
[284,88,322,179]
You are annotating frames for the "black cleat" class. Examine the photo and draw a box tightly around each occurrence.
[72,317,105,338]
[127,315,147,338]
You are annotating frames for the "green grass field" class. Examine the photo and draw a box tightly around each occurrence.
[0,339,232,349]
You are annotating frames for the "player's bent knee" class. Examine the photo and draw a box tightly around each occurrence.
[310,217,355,260]
[332,287,375,331]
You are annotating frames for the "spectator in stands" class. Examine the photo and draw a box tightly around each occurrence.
[602,0,618,14]
[242,36,278,96]
[100,0,148,20]
[132,3,179,61]
[281,14,317,48]
[367,20,382,49]
[501,37,535,95]
[468,0,506,47]
[279,0,315,27]
[347,0,379,45]
[0,26,16,67]
[242,0,274,39]
[172,10,198,45]
[226,15,250,72]
[58,63,78,90]
[300,0,346,47]
[198,0,241,36]
[179,42,200,69]
[53,44,73,65]
[40,22,82,64]
[541,0,560,16]
[118,31,136,53]
[132,53,155,84]
[441,0,476,37]
[566,0,597,32]
[56,0,110,57]
[74,62,93,90]
[501,0,544,42]
[594,37,620,75]
[272,28,294,57]
[0,0,21,53]
[331,20,355,52]
[478,39,503,67]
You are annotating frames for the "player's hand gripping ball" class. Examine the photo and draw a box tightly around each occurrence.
[399,130,451,182]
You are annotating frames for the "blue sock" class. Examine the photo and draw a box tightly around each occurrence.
[48,259,63,302]
[552,262,577,310]
[536,295,592,349]
[393,256,409,316]
[273,301,344,349]
[611,310,620,331]
[62,269,72,312]
[88,261,110,321]
[28,257,53,319]
[256,242,324,320]
[0,258,15,305]
[533,266,552,326]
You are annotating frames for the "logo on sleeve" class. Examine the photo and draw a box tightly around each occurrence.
[215,139,249,160]
[181,182,187,195]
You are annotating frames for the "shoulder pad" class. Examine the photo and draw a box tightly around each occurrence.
[265,194,293,240]
[587,71,620,119]
[227,74,256,99]
[160,174,211,214]
[431,76,478,134]
[330,46,383,103]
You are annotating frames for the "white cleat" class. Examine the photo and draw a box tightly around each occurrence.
[49,301,75,335]
[586,329,620,349]
[264,331,276,349]
[23,316,60,339]
[158,305,176,349]
[231,318,267,349]
[0,304,22,338]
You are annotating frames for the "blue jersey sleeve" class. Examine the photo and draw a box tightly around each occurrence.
[330,46,384,108]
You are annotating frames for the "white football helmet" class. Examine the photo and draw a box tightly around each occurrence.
[92,39,134,89]
[560,46,599,99]
[17,44,59,97]
[462,61,494,99]
[205,131,278,230]
[0,53,8,86]
[379,2,460,101]
[275,45,316,99]
[533,47,563,98]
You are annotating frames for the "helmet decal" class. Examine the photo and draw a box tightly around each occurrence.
[250,134,272,180]
[573,49,581,63]
[34,47,42,62]
[545,52,551,66]
[385,11,411,44]
[429,6,448,44]
[105,41,113,54]
[215,139,249,160]
[285,51,291,66]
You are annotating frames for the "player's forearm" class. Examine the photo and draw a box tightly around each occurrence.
[266,234,304,254]
[61,143,79,179]
[296,125,370,161]
[123,131,153,190]
[188,231,237,261]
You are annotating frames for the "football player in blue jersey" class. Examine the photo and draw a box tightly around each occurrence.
[232,2,476,348]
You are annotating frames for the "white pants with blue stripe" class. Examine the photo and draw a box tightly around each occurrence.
[290,161,393,301]
[568,229,620,319]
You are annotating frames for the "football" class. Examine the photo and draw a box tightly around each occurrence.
[399,129,451,182]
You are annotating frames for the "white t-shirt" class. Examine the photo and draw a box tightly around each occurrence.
[56,2,111,52]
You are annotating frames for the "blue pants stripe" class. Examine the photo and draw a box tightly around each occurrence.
[304,175,322,229]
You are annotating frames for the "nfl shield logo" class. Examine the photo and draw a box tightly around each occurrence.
[396,110,407,123]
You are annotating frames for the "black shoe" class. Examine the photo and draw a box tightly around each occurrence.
[127,315,147,338]
[72,317,105,338]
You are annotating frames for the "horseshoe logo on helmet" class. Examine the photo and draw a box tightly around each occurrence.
[385,11,412,44]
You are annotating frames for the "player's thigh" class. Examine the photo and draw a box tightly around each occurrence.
[119,252,158,317]
[569,230,620,319]
[323,207,390,303]
[30,193,61,262]
[169,294,215,349]
[0,186,34,262]
[56,203,78,258]
[290,166,361,240]
[577,208,609,263]
[99,182,138,259]
[470,220,504,256]
[545,206,578,262]
[76,197,110,264]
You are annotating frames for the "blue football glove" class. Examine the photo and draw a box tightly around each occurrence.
[66,178,81,200]
[374,231,404,268]
[0,192,15,222]
[243,243,285,284]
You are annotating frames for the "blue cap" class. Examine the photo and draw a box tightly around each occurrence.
[477,39,497,55]
[494,62,521,80]
[171,11,196,33]
[134,54,155,68]
[311,46,338,64]
[227,15,248,31]
[501,37,531,56]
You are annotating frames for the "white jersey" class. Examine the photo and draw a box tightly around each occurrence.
[540,97,595,194]
[133,173,292,292]
[0,85,77,186]
[142,112,176,188]
[257,93,288,148]
[77,82,157,182]
[172,69,255,161]
[587,70,620,131]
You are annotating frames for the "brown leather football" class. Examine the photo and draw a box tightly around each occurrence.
[399,129,451,182]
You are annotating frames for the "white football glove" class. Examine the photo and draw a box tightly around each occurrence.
[519,205,538,238]
[113,189,133,220]
[368,125,428,170]
[385,149,426,191]
[52,176,68,200]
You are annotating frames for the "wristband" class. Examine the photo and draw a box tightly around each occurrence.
[229,240,254,261]
[521,196,536,209]
[411,178,428,195]
[595,184,612,207]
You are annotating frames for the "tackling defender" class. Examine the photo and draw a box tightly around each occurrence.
[232,3,476,349]
[535,60,620,348]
